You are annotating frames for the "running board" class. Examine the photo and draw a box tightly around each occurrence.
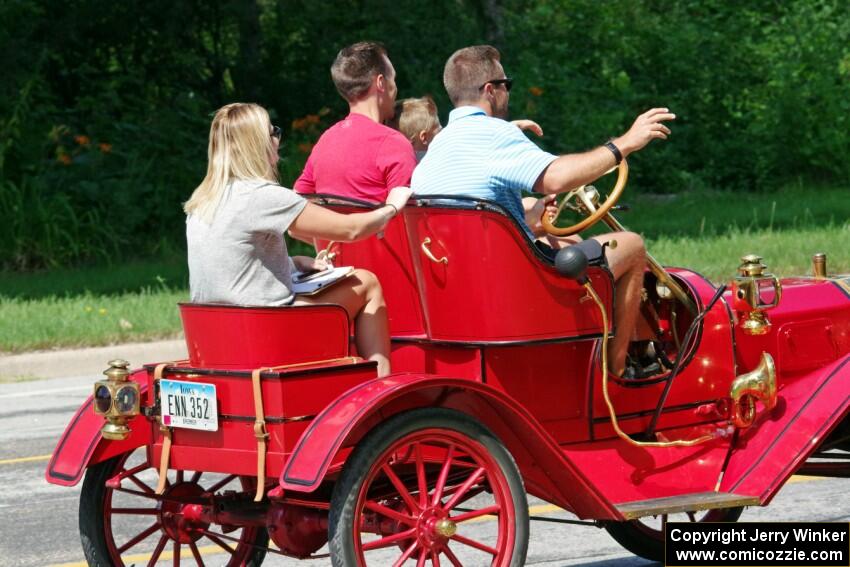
[616,492,760,520]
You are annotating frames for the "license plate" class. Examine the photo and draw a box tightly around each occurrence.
[159,379,218,431]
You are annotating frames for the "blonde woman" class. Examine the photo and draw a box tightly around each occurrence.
[185,103,411,377]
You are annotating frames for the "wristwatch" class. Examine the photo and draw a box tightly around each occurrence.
[604,141,623,165]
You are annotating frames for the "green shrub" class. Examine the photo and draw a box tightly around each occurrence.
[1,0,848,271]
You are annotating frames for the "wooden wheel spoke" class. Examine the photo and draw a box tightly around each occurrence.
[393,540,419,567]
[189,471,203,484]
[205,474,237,494]
[118,521,161,553]
[114,485,162,500]
[442,467,485,511]
[686,511,697,522]
[365,500,417,526]
[147,535,169,567]
[442,544,463,567]
[205,532,236,554]
[415,443,428,508]
[176,470,184,484]
[110,507,159,515]
[118,461,151,478]
[173,541,180,566]
[189,541,205,566]
[361,528,417,551]
[381,464,419,514]
[450,533,498,556]
[127,473,156,494]
[432,444,455,506]
[431,549,442,566]
[450,504,500,523]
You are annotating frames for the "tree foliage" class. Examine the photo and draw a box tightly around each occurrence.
[1,0,847,269]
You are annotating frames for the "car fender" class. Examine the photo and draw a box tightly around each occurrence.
[45,370,151,486]
[280,373,622,520]
[720,353,850,502]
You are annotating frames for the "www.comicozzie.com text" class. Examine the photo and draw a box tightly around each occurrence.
[670,527,847,546]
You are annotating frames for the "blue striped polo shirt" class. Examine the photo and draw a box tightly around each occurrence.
[411,106,557,239]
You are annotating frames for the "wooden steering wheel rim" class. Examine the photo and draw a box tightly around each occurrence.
[541,159,629,237]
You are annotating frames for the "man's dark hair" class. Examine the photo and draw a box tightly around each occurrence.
[331,41,392,102]
[443,45,502,106]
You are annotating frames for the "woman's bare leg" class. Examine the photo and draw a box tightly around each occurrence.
[295,269,391,376]
[591,232,646,375]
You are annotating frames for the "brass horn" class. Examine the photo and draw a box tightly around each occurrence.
[730,352,777,428]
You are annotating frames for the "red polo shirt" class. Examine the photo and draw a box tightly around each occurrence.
[294,113,416,203]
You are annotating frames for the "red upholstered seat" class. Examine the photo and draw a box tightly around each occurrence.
[309,196,613,343]
[402,204,613,341]
[179,303,350,369]
[311,203,427,338]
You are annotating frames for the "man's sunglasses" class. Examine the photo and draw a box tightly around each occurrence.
[271,125,282,140]
[479,78,513,92]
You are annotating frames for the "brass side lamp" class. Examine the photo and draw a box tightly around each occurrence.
[732,254,782,335]
[93,359,141,440]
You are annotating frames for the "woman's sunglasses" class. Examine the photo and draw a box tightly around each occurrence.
[271,125,282,140]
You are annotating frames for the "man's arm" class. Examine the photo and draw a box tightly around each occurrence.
[534,108,674,194]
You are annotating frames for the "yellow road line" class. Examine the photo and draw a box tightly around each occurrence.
[787,474,822,483]
[0,454,51,465]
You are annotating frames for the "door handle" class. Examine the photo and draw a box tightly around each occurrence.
[420,238,448,265]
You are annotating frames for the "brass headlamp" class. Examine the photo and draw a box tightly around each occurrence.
[93,359,141,440]
[732,254,782,335]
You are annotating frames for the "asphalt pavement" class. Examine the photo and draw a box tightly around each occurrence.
[1,371,848,566]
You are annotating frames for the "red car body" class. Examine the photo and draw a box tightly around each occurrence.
[46,196,850,566]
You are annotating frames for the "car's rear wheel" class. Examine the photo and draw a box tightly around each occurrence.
[329,408,529,566]
[79,447,268,566]
[604,506,744,561]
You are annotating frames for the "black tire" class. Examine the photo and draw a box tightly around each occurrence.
[604,506,744,562]
[79,449,268,566]
[329,408,529,566]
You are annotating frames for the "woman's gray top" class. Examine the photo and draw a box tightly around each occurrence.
[187,178,307,306]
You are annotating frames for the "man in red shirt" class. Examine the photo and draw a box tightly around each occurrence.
[294,42,416,202]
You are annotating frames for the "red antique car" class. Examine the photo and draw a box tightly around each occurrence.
[46,163,850,566]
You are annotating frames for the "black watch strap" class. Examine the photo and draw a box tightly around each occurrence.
[604,141,623,165]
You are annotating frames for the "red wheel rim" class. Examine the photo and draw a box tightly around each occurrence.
[352,428,517,566]
[101,450,263,566]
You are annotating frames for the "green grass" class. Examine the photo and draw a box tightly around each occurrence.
[587,181,850,281]
[648,225,849,282]
[0,257,188,353]
[0,257,188,300]
[625,181,849,238]
[0,288,186,353]
[0,183,847,353]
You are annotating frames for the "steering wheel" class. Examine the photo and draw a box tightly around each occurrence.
[541,160,629,237]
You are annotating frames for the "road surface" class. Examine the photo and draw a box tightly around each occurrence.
[1,373,847,566]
